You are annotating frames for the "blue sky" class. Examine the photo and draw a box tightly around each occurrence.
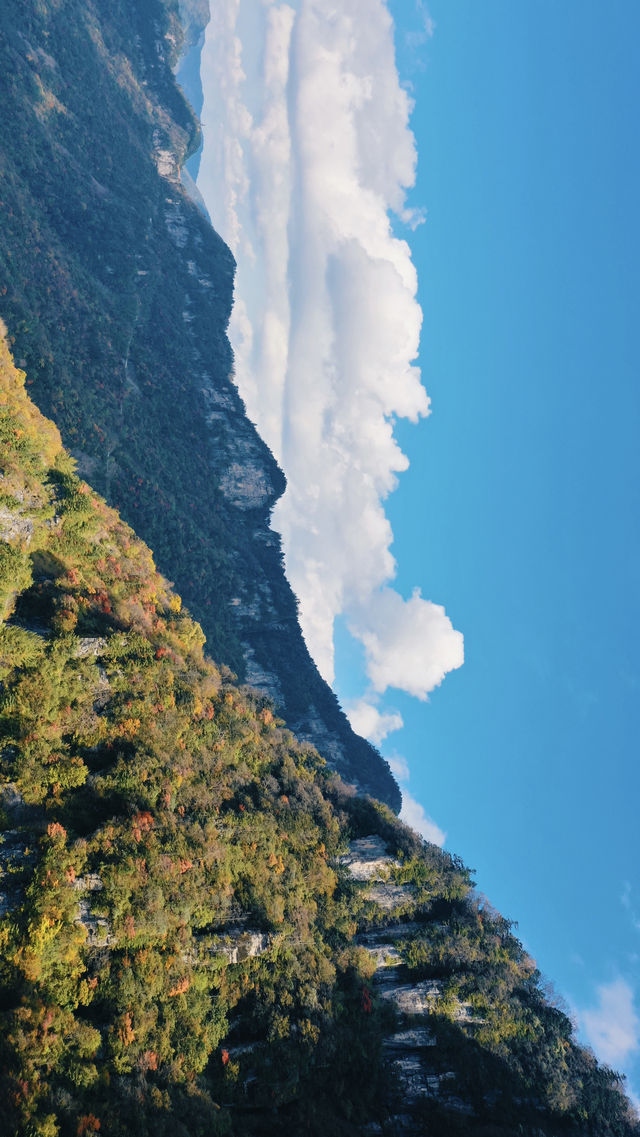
[344,0,640,1097]
[193,0,640,1100]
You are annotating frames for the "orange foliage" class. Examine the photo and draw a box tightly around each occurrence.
[116,717,141,739]
[132,811,154,842]
[117,1013,135,1047]
[46,821,67,841]
[77,1116,101,1135]
[168,977,190,997]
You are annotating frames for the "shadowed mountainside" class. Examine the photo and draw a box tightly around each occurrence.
[0,0,399,809]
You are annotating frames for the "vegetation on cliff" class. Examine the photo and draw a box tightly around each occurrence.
[0,333,637,1136]
[0,0,399,809]
[0,2,638,1134]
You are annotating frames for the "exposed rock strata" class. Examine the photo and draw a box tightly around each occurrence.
[342,836,481,1131]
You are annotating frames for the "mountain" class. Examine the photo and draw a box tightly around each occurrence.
[0,2,638,1135]
[0,326,637,1136]
[0,0,399,810]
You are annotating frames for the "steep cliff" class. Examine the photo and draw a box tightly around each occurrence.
[0,330,637,1136]
[0,0,399,809]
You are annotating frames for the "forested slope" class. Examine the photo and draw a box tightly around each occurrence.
[0,329,637,1137]
[0,0,399,808]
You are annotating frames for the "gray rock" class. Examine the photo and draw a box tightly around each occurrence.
[242,645,283,705]
[382,1028,437,1051]
[74,897,117,947]
[0,507,34,545]
[357,921,422,945]
[212,929,270,965]
[363,943,403,969]
[340,835,397,881]
[367,882,414,911]
[380,978,443,1016]
[73,637,106,658]
[72,873,104,892]
[219,459,272,510]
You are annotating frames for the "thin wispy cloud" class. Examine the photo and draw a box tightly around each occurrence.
[405,0,435,49]
[387,753,411,783]
[580,979,640,1069]
[622,882,640,933]
[400,790,446,847]
[345,701,445,847]
[198,0,462,704]
[346,697,404,746]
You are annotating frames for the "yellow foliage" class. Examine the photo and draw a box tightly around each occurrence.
[0,322,62,467]
[117,1012,136,1047]
[115,717,141,739]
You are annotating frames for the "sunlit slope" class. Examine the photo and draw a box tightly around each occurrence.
[0,334,636,1137]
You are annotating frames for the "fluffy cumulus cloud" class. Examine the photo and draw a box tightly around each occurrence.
[581,979,640,1068]
[198,0,462,695]
[351,587,463,699]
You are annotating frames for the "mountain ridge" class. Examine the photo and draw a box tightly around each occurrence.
[0,325,636,1134]
[0,0,399,809]
[0,2,638,1133]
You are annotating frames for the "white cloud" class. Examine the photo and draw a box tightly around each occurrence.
[621,881,640,932]
[628,1087,640,1119]
[406,1,435,48]
[198,0,462,697]
[400,790,446,847]
[351,587,464,699]
[345,698,403,745]
[387,753,410,782]
[581,979,640,1068]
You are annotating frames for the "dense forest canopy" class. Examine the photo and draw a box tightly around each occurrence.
[0,331,637,1134]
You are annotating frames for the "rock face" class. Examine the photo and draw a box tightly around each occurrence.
[0,0,399,811]
[0,504,34,546]
[211,930,270,966]
[340,834,402,882]
[341,836,480,1132]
